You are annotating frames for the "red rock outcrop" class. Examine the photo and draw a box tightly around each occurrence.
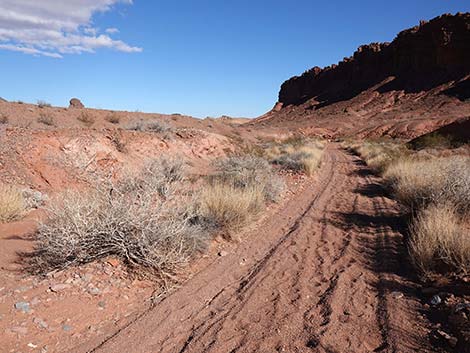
[278,13,470,108]
[255,13,470,139]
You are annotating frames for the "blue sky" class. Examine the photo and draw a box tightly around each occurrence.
[0,1,469,118]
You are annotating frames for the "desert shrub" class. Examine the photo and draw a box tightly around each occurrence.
[0,114,8,124]
[146,120,172,134]
[384,155,470,213]
[37,112,55,126]
[348,141,408,173]
[410,203,470,275]
[105,113,121,124]
[211,155,284,202]
[126,120,144,131]
[196,155,284,237]
[270,142,324,176]
[198,182,264,235]
[409,133,453,150]
[37,100,51,108]
[77,112,95,126]
[0,184,26,223]
[141,156,186,197]
[32,156,208,283]
[126,120,173,136]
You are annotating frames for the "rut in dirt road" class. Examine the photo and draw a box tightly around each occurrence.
[87,145,433,353]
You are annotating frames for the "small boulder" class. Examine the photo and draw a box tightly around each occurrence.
[69,98,84,109]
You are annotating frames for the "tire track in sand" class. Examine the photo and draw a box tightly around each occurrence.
[89,145,434,353]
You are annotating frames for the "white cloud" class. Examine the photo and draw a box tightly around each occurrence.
[106,27,119,34]
[0,0,142,58]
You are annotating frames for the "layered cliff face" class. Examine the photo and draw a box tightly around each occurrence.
[279,13,470,108]
[258,13,470,139]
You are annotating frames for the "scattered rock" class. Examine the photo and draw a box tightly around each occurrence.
[27,343,38,348]
[391,291,404,299]
[69,98,84,109]
[81,273,93,282]
[88,287,101,296]
[430,295,442,306]
[50,283,71,293]
[14,302,31,313]
[454,302,470,313]
[436,329,458,347]
[98,301,106,309]
[62,324,73,332]
[33,317,48,329]
[218,250,228,257]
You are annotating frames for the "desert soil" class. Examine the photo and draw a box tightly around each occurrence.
[78,144,433,353]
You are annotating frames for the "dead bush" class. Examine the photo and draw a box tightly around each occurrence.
[146,120,172,134]
[126,120,144,131]
[37,112,55,126]
[348,141,408,173]
[37,100,51,108]
[105,113,121,124]
[0,114,8,124]
[126,119,173,136]
[0,184,26,223]
[77,112,95,126]
[212,155,284,202]
[410,203,470,275]
[31,156,208,283]
[270,142,324,176]
[384,155,470,213]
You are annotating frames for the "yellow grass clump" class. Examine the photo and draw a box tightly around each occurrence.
[410,203,470,275]
[0,184,25,223]
[269,140,324,176]
[199,182,264,235]
[383,155,470,212]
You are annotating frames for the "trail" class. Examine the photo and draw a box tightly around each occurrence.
[87,145,433,353]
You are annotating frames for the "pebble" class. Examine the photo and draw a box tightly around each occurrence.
[391,291,404,299]
[81,273,93,282]
[98,301,106,309]
[62,325,73,332]
[218,250,228,257]
[430,295,442,306]
[14,301,31,313]
[454,302,470,312]
[436,329,458,347]
[50,283,71,293]
[88,287,101,296]
[33,317,49,329]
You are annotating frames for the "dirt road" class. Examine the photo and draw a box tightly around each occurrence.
[86,145,433,353]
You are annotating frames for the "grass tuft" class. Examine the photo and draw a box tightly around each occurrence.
[0,184,26,223]
[410,203,470,275]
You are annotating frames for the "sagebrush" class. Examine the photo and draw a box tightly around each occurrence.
[32,156,208,284]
